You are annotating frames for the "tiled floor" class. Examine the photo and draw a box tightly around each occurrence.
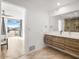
[27,47,77,59]
[1,37,24,59]
[1,46,77,59]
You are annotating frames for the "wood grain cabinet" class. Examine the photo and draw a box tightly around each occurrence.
[44,34,79,58]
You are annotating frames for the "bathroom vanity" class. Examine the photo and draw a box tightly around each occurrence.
[44,34,79,58]
[46,10,79,58]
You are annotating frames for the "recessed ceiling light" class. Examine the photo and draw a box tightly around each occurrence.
[57,2,60,6]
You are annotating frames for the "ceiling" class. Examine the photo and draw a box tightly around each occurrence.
[3,0,78,11]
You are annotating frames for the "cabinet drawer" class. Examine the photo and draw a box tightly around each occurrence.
[53,37,64,44]
[64,39,79,50]
[44,34,79,58]
[52,42,65,50]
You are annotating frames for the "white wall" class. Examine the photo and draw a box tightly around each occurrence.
[1,2,25,19]
[49,16,59,32]
[49,15,64,32]
[25,7,49,52]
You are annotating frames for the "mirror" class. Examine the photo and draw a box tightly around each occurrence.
[64,17,79,32]
[49,10,79,32]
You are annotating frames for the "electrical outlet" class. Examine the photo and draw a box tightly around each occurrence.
[29,45,35,51]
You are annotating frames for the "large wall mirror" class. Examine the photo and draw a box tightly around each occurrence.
[49,10,79,32]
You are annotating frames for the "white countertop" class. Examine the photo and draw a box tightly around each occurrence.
[45,31,79,40]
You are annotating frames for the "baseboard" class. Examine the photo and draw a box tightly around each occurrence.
[27,46,46,55]
[46,44,79,59]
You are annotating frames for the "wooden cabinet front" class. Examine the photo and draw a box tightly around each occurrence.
[44,34,79,58]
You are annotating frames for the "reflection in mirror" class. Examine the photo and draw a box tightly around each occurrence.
[49,10,79,32]
[64,17,79,32]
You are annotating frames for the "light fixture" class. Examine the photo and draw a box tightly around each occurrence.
[57,2,60,6]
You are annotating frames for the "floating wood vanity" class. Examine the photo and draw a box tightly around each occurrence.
[44,34,79,58]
